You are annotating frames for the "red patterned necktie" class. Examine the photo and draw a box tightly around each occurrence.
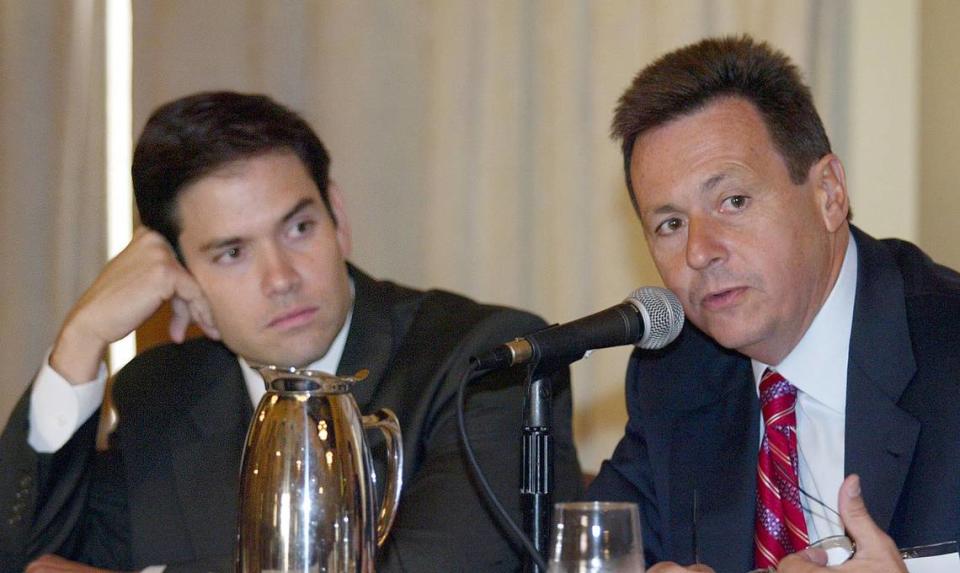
[754,368,809,568]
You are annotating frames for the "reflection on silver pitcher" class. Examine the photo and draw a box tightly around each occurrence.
[237,366,403,573]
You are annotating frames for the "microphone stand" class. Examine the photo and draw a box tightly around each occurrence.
[521,361,553,573]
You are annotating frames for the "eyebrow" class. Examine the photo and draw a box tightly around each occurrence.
[280,197,317,224]
[646,172,730,218]
[701,173,727,193]
[198,197,318,253]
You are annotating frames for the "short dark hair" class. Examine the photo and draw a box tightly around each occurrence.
[612,35,832,209]
[132,91,333,250]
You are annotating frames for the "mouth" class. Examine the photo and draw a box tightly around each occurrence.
[267,307,319,330]
[700,286,748,312]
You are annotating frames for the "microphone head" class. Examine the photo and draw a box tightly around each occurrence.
[625,287,685,349]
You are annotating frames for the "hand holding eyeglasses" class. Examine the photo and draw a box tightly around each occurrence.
[777,474,907,573]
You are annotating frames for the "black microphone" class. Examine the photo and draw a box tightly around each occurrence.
[471,287,685,373]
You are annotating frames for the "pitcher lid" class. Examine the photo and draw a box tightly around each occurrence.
[254,364,369,394]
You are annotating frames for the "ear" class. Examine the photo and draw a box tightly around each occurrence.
[810,154,849,233]
[327,181,352,258]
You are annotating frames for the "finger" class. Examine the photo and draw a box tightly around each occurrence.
[167,262,214,317]
[175,266,221,340]
[188,298,221,340]
[205,323,221,340]
[25,554,83,572]
[777,547,829,572]
[838,474,868,522]
[26,554,57,572]
[688,564,716,573]
[648,562,707,573]
[648,562,681,572]
[169,297,191,343]
[166,256,201,296]
[165,260,210,341]
[837,475,883,548]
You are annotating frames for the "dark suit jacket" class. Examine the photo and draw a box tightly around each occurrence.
[0,267,582,572]
[587,227,960,573]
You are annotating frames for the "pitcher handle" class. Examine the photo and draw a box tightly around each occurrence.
[362,408,404,547]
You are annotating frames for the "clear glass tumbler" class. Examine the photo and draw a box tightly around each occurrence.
[548,501,645,573]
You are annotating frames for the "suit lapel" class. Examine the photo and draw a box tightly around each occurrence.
[338,266,401,411]
[844,228,919,531]
[169,352,252,555]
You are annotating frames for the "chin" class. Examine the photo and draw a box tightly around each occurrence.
[241,349,314,370]
[700,323,758,353]
[240,334,331,369]
[289,346,332,369]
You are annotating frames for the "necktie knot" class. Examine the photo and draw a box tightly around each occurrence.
[759,369,797,431]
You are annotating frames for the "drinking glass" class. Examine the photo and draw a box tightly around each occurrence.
[548,501,645,573]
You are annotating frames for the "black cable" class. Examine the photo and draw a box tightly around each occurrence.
[456,362,550,572]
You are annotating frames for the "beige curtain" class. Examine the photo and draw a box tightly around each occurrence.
[2,1,859,469]
[0,0,106,428]
[127,0,851,470]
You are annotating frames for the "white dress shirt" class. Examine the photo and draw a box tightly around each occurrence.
[26,305,353,572]
[751,232,858,541]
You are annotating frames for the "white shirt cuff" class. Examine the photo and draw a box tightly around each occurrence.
[28,349,108,453]
[141,566,166,573]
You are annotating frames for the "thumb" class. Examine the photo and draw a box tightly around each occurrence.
[837,474,894,557]
[838,474,870,528]
[836,474,908,571]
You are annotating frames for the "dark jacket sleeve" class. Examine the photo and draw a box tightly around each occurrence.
[585,324,757,570]
[585,350,666,564]
[375,306,583,572]
[0,383,108,571]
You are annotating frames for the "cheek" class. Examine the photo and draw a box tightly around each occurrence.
[204,299,245,339]
[651,252,690,293]
[759,236,806,286]
[196,276,257,327]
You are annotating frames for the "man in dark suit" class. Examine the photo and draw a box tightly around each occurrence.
[587,36,957,572]
[0,92,581,572]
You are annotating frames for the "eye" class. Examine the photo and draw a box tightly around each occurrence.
[721,195,749,212]
[213,246,243,264]
[654,217,684,236]
[288,218,316,239]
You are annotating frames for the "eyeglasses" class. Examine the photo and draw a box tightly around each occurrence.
[786,473,959,563]
[690,465,855,573]
[694,465,958,573]
[751,466,857,569]
[786,468,856,566]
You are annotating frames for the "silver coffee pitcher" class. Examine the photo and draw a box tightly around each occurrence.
[237,366,403,573]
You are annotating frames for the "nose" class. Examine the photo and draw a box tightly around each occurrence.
[685,218,726,270]
[260,246,301,297]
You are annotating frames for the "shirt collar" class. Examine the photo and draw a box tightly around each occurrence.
[752,231,858,413]
[238,279,355,405]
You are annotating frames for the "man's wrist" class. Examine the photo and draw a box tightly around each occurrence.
[50,321,108,385]
[29,351,108,453]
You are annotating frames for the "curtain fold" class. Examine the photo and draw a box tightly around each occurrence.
[0,0,106,428]
[129,0,851,470]
[3,0,857,468]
